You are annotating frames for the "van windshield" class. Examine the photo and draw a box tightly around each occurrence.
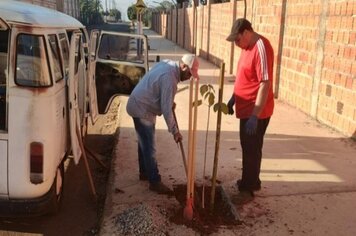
[15,34,51,87]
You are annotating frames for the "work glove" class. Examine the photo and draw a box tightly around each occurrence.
[245,115,258,135]
[227,96,235,115]
[174,132,182,143]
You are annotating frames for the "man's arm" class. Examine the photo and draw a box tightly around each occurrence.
[245,37,273,135]
[160,74,179,136]
[251,80,270,117]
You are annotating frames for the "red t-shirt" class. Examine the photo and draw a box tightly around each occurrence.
[234,35,274,119]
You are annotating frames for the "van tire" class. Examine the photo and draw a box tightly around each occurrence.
[48,162,65,214]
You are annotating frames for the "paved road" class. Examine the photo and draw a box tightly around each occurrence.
[99,29,356,236]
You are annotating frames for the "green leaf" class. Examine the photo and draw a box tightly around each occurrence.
[208,84,215,93]
[200,84,208,96]
[208,93,215,106]
[212,102,229,114]
[213,103,219,112]
[204,92,210,100]
[193,99,202,107]
[220,103,229,114]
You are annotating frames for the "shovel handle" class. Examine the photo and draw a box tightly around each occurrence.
[173,109,188,176]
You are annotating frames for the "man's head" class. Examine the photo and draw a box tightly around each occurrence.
[180,54,199,81]
[226,18,254,49]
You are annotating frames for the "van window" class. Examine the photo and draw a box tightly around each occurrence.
[98,34,144,64]
[0,29,8,130]
[59,33,69,78]
[48,34,63,82]
[15,34,51,87]
[74,36,81,74]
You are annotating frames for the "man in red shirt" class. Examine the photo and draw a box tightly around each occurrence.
[226,18,274,203]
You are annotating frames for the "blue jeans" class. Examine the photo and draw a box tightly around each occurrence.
[132,117,161,183]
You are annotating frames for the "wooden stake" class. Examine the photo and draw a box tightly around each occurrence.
[210,62,225,212]
[190,78,199,200]
[84,146,108,169]
[184,78,195,220]
[76,125,97,200]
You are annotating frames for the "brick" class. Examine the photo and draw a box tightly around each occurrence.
[346,1,353,16]
[341,2,348,15]
[344,104,352,118]
[336,2,342,15]
[348,121,356,137]
[344,47,351,59]
[334,58,340,71]
[352,61,356,75]
[329,2,336,15]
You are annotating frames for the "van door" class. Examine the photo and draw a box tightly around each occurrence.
[68,31,84,164]
[94,31,148,114]
[0,140,7,196]
[0,17,9,196]
[87,30,100,123]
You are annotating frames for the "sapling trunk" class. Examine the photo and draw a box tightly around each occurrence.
[209,62,225,212]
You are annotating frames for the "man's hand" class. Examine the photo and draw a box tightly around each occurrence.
[245,115,258,135]
[227,96,235,115]
[174,132,182,143]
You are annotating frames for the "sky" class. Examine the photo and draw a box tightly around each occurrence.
[100,0,160,21]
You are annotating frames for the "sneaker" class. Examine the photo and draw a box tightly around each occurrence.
[149,182,173,195]
[236,179,261,191]
[139,173,148,181]
[231,190,254,205]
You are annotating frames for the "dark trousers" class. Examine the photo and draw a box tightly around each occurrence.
[239,117,270,190]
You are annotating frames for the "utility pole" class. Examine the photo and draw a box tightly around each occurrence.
[106,0,108,22]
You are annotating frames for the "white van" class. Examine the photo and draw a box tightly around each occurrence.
[0,1,148,216]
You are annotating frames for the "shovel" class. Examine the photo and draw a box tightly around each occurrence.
[183,77,199,221]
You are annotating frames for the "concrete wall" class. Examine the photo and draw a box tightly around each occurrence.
[151,0,356,139]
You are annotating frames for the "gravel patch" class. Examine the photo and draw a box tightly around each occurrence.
[114,203,168,236]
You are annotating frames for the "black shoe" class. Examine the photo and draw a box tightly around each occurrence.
[236,179,261,191]
[231,190,254,205]
[149,182,173,195]
[139,173,148,181]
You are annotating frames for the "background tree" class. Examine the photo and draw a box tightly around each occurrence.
[109,8,122,21]
[80,0,104,25]
[127,4,137,21]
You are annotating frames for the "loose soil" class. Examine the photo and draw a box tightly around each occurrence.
[170,184,240,235]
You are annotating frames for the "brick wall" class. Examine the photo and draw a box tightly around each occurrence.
[19,0,80,19]
[152,0,356,139]
[278,0,322,114]
[317,0,356,137]
[184,7,194,53]
[22,0,57,9]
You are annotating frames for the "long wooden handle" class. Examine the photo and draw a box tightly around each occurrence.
[186,78,194,200]
[190,78,199,199]
[172,109,188,176]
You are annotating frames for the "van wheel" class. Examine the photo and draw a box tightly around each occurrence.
[49,162,64,214]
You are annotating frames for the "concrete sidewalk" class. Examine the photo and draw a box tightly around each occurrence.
[99,29,356,236]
